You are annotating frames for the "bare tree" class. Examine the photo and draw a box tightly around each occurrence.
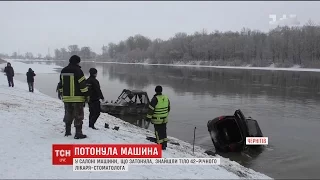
[68,45,80,56]
[25,52,34,59]
[54,49,62,60]
[99,21,320,67]
[12,52,18,59]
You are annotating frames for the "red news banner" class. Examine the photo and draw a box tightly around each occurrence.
[52,144,162,165]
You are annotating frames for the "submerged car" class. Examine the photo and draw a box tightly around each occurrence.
[207,109,264,152]
[100,89,150,115]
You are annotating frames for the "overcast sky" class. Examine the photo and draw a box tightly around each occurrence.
[1,1,319,56]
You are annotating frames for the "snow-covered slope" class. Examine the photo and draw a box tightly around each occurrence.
[0,61,272,179]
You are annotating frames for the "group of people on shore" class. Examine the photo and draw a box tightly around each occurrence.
[58,55,171,150]
[3,56,171,150]
[3,62,36,92]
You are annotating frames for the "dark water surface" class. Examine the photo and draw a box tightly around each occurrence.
[15,61,320,179]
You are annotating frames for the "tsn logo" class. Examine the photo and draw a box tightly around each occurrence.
[269,14,301,26]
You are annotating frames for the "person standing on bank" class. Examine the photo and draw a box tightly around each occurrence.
[86,68,104,130]
[146,85,171,150]
[56,83,62,100]
[57,55,89,139]
[4,62,14,87]
[26,68,36,92]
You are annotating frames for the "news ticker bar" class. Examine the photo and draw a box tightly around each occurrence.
[53,144,163,165]
[73,158,221,171]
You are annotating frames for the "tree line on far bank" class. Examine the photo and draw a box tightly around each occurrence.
[1,20,320,68]
[101,21,320,68]
[0,45,97,61]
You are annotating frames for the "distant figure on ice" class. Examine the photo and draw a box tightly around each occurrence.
[4,62,14,87]
[146,85,171,150]
[86,68,104,130]
[57,55,89,139]
[26,68,36,92]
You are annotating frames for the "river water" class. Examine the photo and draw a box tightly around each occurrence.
[15,60,320,179]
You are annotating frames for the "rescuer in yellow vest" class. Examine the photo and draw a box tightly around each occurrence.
[146,85,171,150]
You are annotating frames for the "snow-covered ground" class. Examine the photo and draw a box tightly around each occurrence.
[0,60,272,179]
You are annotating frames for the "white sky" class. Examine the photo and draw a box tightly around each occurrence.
[1,1,319,56]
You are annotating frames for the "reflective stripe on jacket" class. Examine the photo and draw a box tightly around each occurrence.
[58,64,88,103]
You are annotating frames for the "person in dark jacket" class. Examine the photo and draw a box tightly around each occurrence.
[4,62,14,87]
[57,55,89,139]
[56,83,61,99]
[86,68,104,130]
[146,85,171,150]
[26,68,36,92]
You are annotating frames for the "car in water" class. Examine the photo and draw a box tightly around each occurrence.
[207,109,264,152]
[100,89,150,116]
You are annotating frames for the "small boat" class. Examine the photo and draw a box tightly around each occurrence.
[100,89,150,115]
[207,109,264,152]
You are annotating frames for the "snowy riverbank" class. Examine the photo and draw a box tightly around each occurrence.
[97,61,320,72]
[5,58,320,72]
[0,60,271,179]
[0,58,6,63]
